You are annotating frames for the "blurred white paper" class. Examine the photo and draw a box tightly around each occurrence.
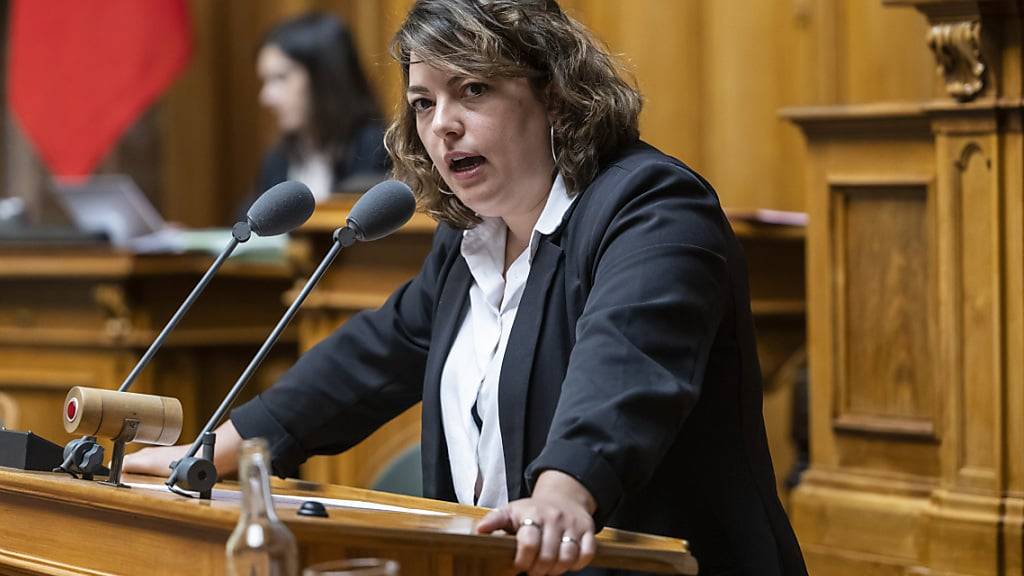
[126,482,450,517]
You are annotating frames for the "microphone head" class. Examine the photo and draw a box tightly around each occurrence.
[246,180,315,236]
[346,180,417,242]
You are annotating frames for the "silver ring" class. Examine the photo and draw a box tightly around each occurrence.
[520,517,541,530]
[561,535,579,546]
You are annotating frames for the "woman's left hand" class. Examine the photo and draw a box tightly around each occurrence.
[476,470,598,575]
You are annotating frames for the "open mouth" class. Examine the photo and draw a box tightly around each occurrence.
[449,156,485,173]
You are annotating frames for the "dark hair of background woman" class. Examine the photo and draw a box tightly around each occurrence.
[261,12,381,163]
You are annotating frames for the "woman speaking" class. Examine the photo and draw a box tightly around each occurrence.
[129,2,807,574]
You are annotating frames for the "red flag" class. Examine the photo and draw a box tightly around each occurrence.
[8,0,191,180]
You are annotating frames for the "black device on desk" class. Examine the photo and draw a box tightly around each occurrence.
[0,428,63,471]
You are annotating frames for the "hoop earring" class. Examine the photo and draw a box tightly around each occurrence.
[550,125,558,164]
[431,164,455,196]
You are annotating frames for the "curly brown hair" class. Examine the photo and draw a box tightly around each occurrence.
[385,0,642,229]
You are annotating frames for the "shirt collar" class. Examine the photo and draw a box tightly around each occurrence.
[525,172,573,260]
[462,171,573,256]
[532,172,572,238]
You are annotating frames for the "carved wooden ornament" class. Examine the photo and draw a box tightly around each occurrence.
[927,21,986,102]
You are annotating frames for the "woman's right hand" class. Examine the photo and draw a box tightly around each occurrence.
[122,444,190,477]
[122,421,245,478]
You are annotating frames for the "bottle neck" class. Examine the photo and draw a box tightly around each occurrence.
[239,450,279,521]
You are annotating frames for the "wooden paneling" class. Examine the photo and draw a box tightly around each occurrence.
[950,139,1001,489]
[161,0,225,228]
[792,478,930,568]
[785,2,1024,574]
[783,103,941,572]
[840,2,938,104]
[559,1,703,171]
[0,250,299,459]
[699,1,808,212]
[0,392,16,430]
[831,183,935,436]
[0,350,107,445]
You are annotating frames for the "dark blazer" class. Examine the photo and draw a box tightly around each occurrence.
[231,142,807,576]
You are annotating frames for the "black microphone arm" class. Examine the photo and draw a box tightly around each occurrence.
[120,180,315,393]
[166,180,416,498]
[116,222,248,394]
[55,181,314,482]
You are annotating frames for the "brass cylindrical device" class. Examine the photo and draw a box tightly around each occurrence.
[63,386,183,446]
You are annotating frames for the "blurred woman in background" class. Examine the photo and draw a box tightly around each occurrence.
[244,12,388,213]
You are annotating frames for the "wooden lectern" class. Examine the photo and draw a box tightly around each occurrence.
[0,468,697,575]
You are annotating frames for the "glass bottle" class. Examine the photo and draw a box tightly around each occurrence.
[226,437,299,576]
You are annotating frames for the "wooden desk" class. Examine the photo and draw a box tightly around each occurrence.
[0,247,299,452]
[0,467,697,575]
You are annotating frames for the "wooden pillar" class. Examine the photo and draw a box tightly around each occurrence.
[783,1,1024,574]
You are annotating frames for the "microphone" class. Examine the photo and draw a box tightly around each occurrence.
[64,387,183,446]
[55,181,314,483]
[343,179,419,242]
[247,180,317,237]
[167,180,416,497]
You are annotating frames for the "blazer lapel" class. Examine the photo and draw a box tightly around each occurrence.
[421,255,471,501]
[499,237,564,499]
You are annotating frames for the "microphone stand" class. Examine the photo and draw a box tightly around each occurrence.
[166,226,357,498]
[56,223,254,481]
[120,222,252,393]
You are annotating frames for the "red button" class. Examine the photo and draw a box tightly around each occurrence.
[66,398,78,421]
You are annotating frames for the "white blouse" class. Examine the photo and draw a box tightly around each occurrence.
[440,173,575,508]
[287,152,333,203]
